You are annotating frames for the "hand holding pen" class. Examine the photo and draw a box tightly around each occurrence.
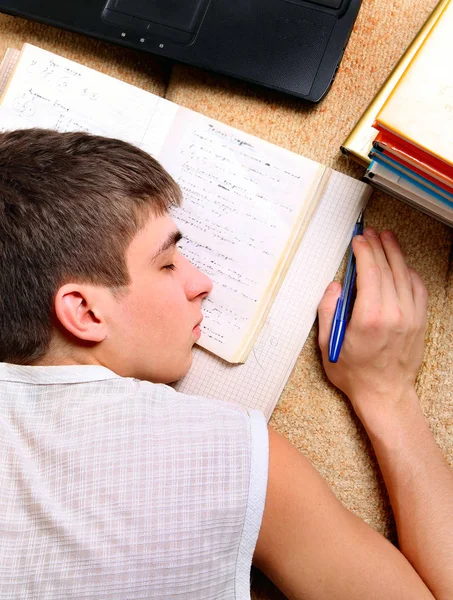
[317,226,427,418]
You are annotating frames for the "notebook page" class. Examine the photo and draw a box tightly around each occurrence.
[0,44,167,148]
[174,173,371,420]
[156,108,325,363]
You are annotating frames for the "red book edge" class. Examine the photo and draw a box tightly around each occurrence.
[372,126,453,181]
[372,146,453,196]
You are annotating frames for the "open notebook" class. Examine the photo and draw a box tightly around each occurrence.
[0,44,371,419]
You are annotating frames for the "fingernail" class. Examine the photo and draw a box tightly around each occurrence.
[327,281,341,294]
[364,227,377,237]
[381,230,395,240]
[354,234,366,243]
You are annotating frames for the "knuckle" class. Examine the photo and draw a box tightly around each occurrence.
[390,309,421,337]
[420,283,429,301]
[390,307,405,330]
[367,265,381,280]
[359,265,381,288]
[380,263,392,277]
[318,302,333,316]
[401,271,413,288]
[407,319,419,336]
[360,309,383,332]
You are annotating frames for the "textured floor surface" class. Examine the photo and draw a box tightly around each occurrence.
[0,1,452,597]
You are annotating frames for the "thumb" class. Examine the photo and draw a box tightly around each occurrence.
[317,281,342,351]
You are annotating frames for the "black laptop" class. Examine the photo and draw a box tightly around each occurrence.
[0,0,363,102]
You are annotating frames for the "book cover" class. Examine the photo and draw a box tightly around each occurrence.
[340,0,450,165]
[375,0,453,167]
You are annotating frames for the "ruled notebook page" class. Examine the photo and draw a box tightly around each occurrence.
[174,173,370,420]
[157,108,326,364]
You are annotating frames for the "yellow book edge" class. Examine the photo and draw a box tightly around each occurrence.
[375,0,453,167]
[340,0,450,166]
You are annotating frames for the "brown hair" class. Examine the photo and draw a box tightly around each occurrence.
[0,128,182,364]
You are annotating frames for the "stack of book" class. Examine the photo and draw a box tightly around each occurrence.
[342,0,453,226]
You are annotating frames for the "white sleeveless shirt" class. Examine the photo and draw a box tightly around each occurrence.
[0,363,268,599]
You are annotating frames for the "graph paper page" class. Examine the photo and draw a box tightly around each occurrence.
[174,173,371,420]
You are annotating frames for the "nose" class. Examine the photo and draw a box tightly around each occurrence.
[184,259,213,301]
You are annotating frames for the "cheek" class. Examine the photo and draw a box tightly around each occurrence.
[115,288,162,334]
[140,281,188,332]
[116,276,189,342]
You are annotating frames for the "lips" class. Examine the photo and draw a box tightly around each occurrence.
[193,316,203,341]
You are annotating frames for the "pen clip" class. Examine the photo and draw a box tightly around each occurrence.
[354,211,364,236]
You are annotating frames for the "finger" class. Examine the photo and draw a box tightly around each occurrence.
[380,230,415,306]
[362,228,398,304]
[317,281,342,351]
[351,234,382,318]
[408,267,428,325]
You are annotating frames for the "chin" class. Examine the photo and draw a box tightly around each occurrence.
[167,357,193,384]
[150,352,194,385]
[117,347,194,385]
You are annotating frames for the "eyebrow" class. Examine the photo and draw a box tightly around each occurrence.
[149,229,183,263]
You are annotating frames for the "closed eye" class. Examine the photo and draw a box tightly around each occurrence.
[163,264,176,271]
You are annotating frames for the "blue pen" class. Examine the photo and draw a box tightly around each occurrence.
[328,212,364,363]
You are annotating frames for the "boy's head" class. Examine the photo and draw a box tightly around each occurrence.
[0,128,212,382]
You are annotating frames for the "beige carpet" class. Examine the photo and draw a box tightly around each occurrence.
[1,1,452,598]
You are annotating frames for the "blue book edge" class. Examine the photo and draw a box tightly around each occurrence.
[368,151,453,209]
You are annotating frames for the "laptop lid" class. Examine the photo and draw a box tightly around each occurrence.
[0,0,363,102]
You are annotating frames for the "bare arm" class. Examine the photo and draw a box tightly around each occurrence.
[253,227,453,599]
[317,228,453,599]
[362,393,453,600]
[253,426,434,600]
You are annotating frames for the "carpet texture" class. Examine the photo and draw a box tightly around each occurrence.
[0,1,452,598]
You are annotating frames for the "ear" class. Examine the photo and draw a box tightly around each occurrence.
[54,283,109,343]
